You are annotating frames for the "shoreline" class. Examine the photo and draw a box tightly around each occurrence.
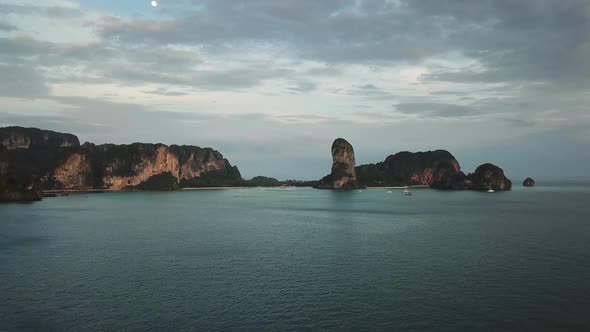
[42,185,430,194]
[43,189,118,193]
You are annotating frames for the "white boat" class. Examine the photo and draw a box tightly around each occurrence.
[404,187,412,196]
[487,189,495,193]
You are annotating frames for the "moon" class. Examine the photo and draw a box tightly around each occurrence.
[151,1,158,7]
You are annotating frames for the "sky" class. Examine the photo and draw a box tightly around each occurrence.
[0,0,589,181]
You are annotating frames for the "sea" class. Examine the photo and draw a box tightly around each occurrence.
[1,185,590,331]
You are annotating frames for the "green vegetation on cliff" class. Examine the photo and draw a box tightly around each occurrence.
[0,174,42,202]
[179,160,243,187]
[132,172,179,191]
[0,127,247,192]
[356,150,458,187]
[245,176,281,186]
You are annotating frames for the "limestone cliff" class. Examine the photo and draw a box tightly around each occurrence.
[0,126,79,151]
[315,139,512,191]
[52,152,93,190]
[431,160,468,189]
[467,163,512,191]
[0,126,242,192]
[170,145,239,186]
[315,138,361,189]
[356,150,461,187]
[0,174,42,202]
[86,143,181,190]
[431,162,512,191]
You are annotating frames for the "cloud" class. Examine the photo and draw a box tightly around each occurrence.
[95,0,590,93]
[1,0,590,179]
[394,103,481,118]
[0,2,81,17]
[287,81,317,93]
[142,88,190,97]
[0,65,49,98]
[0,22,16,31]
[0,37,51,58]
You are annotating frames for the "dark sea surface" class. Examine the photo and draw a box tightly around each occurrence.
[1,185,590,331]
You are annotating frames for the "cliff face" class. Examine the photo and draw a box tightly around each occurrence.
[0,174,43,202]
[315,138,361,189]
[431,162,512,190]
[0,127,79,151]
[357,150,462,187]
[467,163,512,191]
[53,152,93,190]
[316,139,512,191]
[85,143,181,190]
[431,160,468,189]
[171,145,230,182]
[0,127,242,192]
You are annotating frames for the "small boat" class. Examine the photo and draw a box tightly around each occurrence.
[403,187,412,196]
[487,188,495,193]
[386,191,393,194]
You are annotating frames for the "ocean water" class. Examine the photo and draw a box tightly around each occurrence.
[1,186,590,331]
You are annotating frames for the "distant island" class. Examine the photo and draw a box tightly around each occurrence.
[315,138,512,191]
[1,127,514,202]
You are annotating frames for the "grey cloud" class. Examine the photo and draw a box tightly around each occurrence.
[11,0,588,100]
[98,0,448,63]
[143,88,190,96]
[359,84,378,90]
[0,32,291,90]
[304,66,342,76]
[505,118,538,128]
[95,0,590,89]
[0,3,83,18]
[412,1,590,87]
[0,65,49,98]
[0,37,51,58]
[394,103,481,118]
[356,110,397,120]
[0,21,16,31]
[275,114,336,123]
[287,81,316,93]
[106,65,293,90]
[345,84,398,100]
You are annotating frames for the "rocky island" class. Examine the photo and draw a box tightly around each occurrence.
[0,127,243,197]
[317,138,512,191]
[315,138,362,189]
[0,174,43,202]
[523,177,536,187]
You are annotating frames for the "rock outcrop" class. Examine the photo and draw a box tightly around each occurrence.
[133,172,179,191]
[315,139,512,191]
[431,160,470,189]
[246,176,281,187]
[0,127,79,151]
[315,138,361,189]
[357,150,462,187]
[0,126,243,196]
[523,177,536,187]
[467,163,512,191]
[0,174,43,202]
[83,143,182,190]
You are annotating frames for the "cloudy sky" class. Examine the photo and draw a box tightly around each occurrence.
[1,0,589,180]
